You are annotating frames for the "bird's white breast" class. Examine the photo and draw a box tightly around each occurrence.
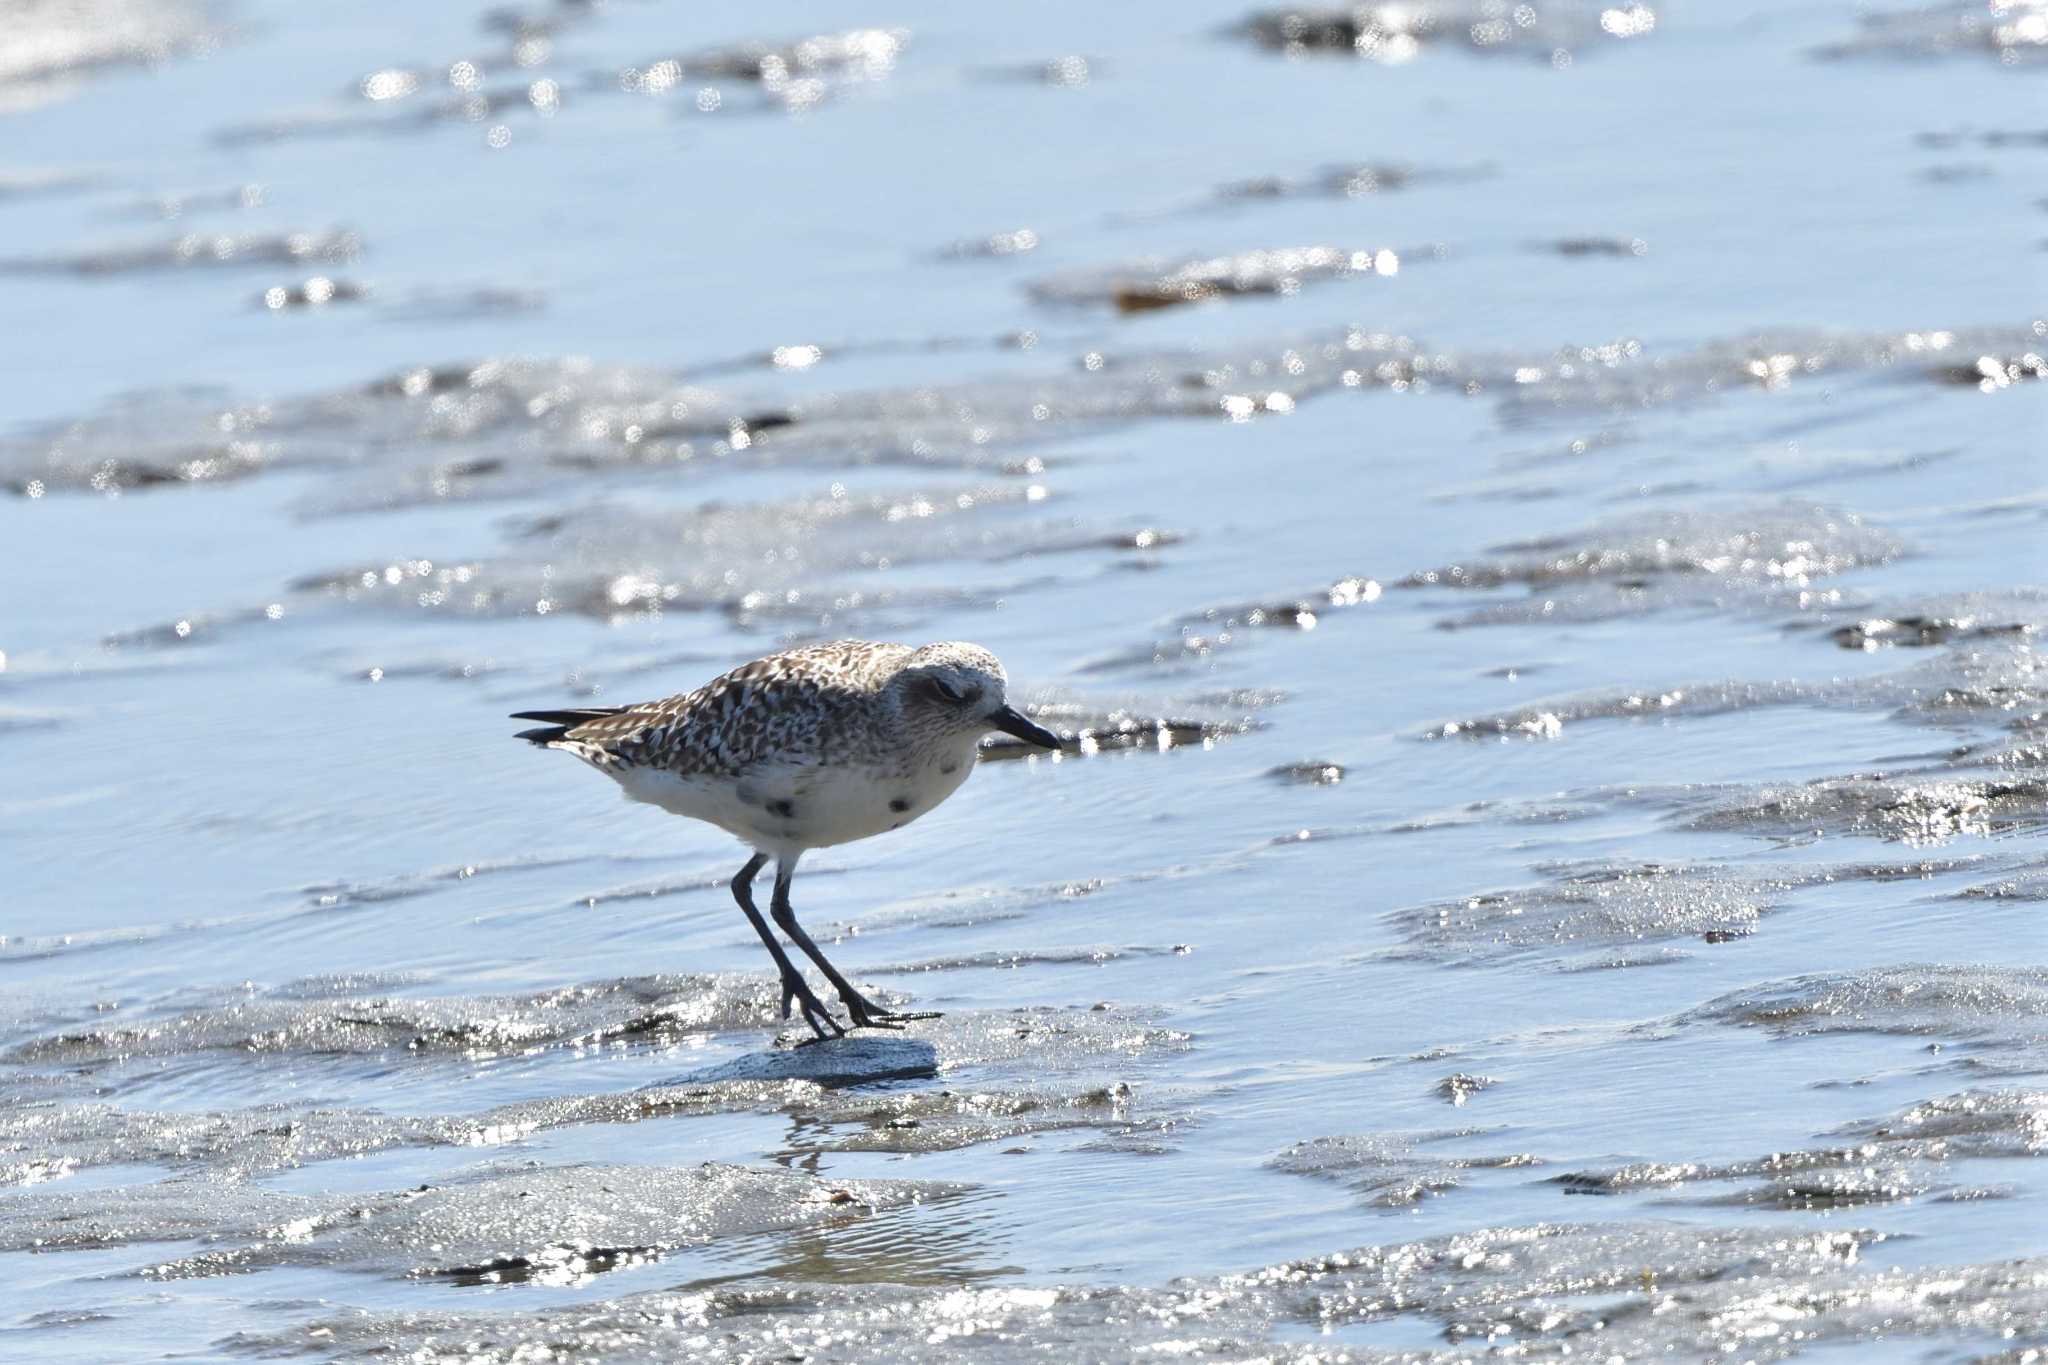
[611,736,980,857]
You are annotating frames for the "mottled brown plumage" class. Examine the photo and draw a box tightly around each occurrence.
[519,640,922,779]
[509,639,1062,1042]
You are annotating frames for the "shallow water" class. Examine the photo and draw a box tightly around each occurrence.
[2,0,2045,1360]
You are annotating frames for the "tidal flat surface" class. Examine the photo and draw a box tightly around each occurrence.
[2,1,2045,1360]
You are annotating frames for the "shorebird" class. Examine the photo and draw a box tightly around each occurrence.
[511,640,1062,1040]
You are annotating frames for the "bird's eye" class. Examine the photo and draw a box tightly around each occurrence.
[928,677,965,704]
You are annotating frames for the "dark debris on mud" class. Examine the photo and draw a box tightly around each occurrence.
[1028,244,1400,314]
[1831,615,2032,651]
[254,275,366,311]
[1236,1,1658,64]
[1818,589,2048,652]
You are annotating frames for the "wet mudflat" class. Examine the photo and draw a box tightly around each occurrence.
[2,0,2044,1360]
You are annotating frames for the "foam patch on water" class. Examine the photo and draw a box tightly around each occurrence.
[289,483,1062,620]
[298,856,587,910]
[218,19,904,145]
[609,27,908,115]
[10,323,2033,504]
[1409,498,1905,627]
[1555,1084,2048,1210]
[767,1078,1191,1157]
[215,1219,2048,1362]
[1090,577,1384,671]
[0,0,218,113]
[1955,861,2048,902]
[0,1160,958,1282]
[1270,1130,1541,1207]
[1812,0,2048,65]
[1837,1086,2048,1157]
[91,487,1191,648]
[1689,965,2048,1043]
[1112,499,2020,674]
[1427,634,2048,745]
[0,999,1190,1181]
[822,855,1244,943]
[0,228,361,277]
[1201,160,1492,208]
[0,167,105,199]
[1683,770,2048,845]
[1420,499,1904,588]
[0,1176,324,1253]
[867,945,1189,974]
[1391,859,1972,963]
[3,973,782,1068]
[1493,323,2045,414]
[0,1099,491,1184]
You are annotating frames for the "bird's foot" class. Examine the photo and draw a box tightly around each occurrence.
[841,990,942,1031]
[779,972,846,1043]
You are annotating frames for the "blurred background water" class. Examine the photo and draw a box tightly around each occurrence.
[2,1,2046,1360]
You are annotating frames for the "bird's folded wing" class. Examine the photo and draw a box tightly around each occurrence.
[559,680,868,776]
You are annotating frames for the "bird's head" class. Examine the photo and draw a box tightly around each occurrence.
[895,641,1061,750]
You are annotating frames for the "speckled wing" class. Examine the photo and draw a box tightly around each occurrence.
[514,641,915,779]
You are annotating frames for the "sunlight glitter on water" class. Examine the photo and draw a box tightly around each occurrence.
[1,0,2045,1360]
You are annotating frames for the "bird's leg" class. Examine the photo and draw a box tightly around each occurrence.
[731,853,843,1042]
[771,859,941,1030]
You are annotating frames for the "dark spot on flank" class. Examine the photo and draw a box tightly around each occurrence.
[889,797,912,813]
[767,799,796,818]
[940,759,960,775]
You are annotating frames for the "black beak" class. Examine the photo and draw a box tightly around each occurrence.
[989,704,1063,750]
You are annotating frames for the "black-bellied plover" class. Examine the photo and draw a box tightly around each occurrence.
[511,640,1062,1040]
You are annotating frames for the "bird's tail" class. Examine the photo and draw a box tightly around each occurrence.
[509,707,625,745]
